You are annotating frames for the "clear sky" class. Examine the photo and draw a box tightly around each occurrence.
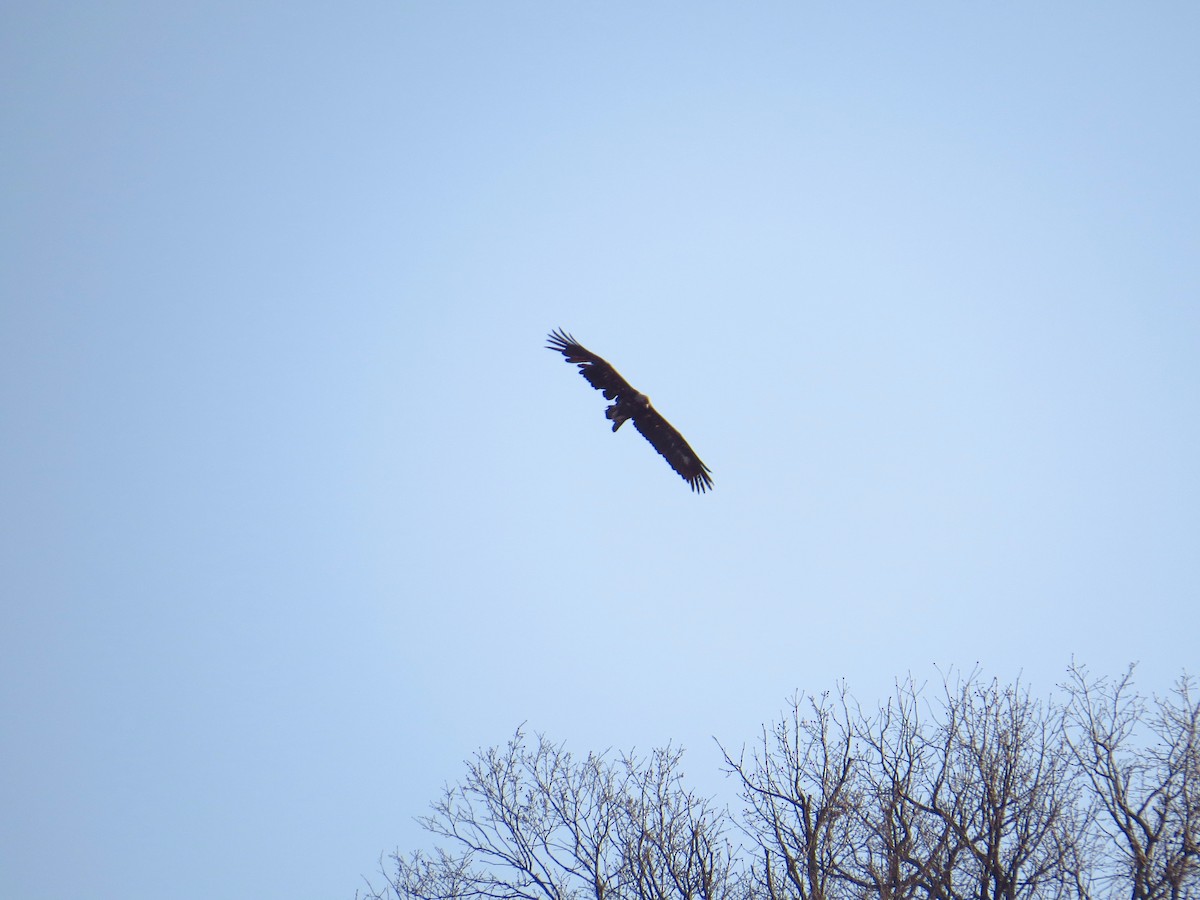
[2,4,1197,898]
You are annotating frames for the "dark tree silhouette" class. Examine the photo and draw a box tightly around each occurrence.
[363,728,740,900]
[721,672,1091,900]
[366,666,1199,900]
[1063,663,1199,900]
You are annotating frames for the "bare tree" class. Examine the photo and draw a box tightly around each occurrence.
[1063,664,1200,900]
[721,672,1091,900]
[369,665,1198,900]
[905,673,1091,900]
[722,687,860,900]
[619,745,740,900]
[363,728,740,900]
[849,677,958,900]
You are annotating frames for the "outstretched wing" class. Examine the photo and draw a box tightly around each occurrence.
[546,328,637,400]
[632,409,714,493]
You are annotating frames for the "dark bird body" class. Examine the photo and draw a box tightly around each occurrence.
[547,329,713,493]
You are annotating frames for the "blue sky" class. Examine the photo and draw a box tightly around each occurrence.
[2,4,1197,898]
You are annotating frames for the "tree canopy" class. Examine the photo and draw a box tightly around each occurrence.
[363,665,1198,900]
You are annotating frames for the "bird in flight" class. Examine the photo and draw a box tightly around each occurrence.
[547,329,713,493]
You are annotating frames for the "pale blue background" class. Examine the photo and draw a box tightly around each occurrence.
[2,4,1197,898]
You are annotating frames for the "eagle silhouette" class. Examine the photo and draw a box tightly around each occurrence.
[547,329,713,493]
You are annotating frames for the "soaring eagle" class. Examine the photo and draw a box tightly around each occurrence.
[547,329,713,493]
